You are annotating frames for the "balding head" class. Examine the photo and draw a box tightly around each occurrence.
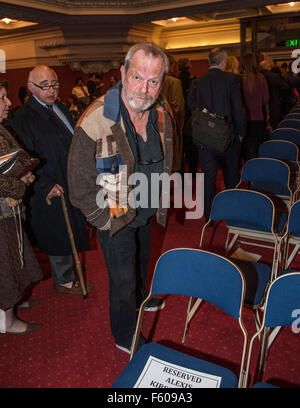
[28,65,59,105]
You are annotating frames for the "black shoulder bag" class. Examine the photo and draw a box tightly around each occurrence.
[191,78,234,154]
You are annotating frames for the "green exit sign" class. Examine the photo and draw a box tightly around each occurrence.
[285,39,300,47]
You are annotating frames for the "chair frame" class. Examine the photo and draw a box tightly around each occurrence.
[279,118,300,130]
[282,200,300,269]
[215,189,285,281]
[244,271,300,387]
[258,139,300,190]
[236,157,294,209]
[182,190,284,370]
[128,248,249,388]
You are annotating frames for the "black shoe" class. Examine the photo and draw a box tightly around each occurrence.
[115,334,146,355]
[144,297,165,312]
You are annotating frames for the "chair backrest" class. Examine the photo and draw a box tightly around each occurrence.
[210,189,275,233]
[263,272,300,328]
[287,200,300,237]
[151,248,245,320]
[258,140,299,163]
[244,271,300,386]
[270,128,300,146]
[240,158,290,195]
[279,119,300,130]
[285,113,300,120]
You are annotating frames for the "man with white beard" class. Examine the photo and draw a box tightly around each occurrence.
[68,42,174,354]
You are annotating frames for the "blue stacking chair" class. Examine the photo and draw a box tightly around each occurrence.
[183,191,280,367]
[270,127,300,147]
[291,106,300,113]
[279,119,300,130]
[285,113,300,120]
[112,249,249,388]
[198,189,282,279]
[282,200,300,269]
[258,140,300,191]
[244,271,300,388]
[237,157,294,209]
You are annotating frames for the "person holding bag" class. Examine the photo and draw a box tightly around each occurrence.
[188,48,246,221]
[0,79,43,336]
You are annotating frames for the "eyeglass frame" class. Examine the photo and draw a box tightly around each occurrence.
[133,123,164,166]
[30,81,60,91]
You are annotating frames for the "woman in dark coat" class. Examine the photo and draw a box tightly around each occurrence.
[0,79,43,335]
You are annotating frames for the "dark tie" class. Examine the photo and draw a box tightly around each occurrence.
[46,104,73,136]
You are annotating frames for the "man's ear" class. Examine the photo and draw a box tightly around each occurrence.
[27,82,33,93]
[120,65,125,82]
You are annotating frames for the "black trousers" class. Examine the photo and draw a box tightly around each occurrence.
[97,221,152,346]
[198,138,241,221]
[242,120,266,163]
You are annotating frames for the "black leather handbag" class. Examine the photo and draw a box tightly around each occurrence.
[191,79,234,154]
[191,108,234,154]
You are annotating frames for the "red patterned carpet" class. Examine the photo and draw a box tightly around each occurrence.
[1,189,300,389]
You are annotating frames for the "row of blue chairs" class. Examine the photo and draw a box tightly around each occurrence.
[176,108,300,387]
[111,106,300,389]
[112,243,300,388]
[112,189,300,388]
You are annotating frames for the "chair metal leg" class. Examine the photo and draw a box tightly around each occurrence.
[267,326,282,350]
[182,297,203,343]
[258,327,270,371]
[225,232,239,256]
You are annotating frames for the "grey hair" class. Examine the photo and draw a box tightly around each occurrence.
[124,42,169,78]
[208,48,228,67]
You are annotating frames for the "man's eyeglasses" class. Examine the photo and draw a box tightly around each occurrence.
[30,81,60,91]
[134,124,164,166]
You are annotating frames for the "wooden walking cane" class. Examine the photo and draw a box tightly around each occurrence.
[46,194,88,299]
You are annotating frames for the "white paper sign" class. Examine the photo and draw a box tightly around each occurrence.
[134,356,222,388]
[231,247,262,262]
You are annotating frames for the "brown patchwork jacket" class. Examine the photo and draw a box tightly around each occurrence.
[68,84,173,236]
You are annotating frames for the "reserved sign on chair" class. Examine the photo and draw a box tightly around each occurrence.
[134,356,222,388]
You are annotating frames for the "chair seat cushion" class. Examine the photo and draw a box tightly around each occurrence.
[112,342,238,388]
[253,382,279,388]
[230,259,271,307]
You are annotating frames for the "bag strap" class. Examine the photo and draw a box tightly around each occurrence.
[209,76,214,113]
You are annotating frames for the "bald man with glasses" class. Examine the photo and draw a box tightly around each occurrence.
[11,65,92,295]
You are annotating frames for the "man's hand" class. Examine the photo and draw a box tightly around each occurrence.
[46,184,64,201]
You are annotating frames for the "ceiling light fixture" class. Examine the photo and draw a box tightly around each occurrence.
[1,18,12,24]
[289,2,295,6]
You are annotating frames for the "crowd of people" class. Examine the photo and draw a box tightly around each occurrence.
[0,43,299,358]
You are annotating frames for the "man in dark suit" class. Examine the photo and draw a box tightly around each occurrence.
[11,65,92,295]
[188,48,246,221]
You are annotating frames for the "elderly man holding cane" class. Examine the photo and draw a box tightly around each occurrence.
[11,65,92,295]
